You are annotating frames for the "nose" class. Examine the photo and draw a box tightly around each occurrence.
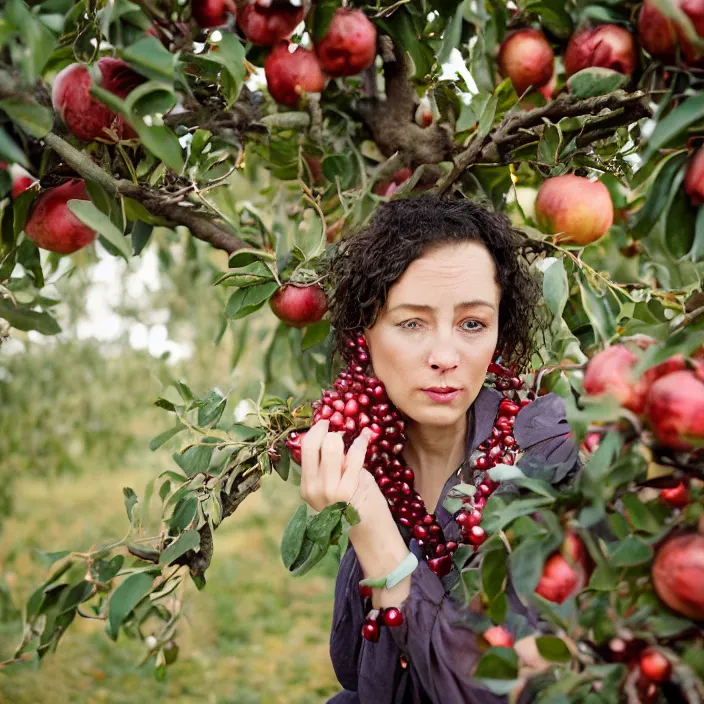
[427,334,460,372]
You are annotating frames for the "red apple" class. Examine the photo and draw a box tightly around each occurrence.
[191,0,235,27]
[584,345,647,413]
[483,625,514,648]
[639,649,672,683]
[315,8,377,77]
[9,164,36,199]
[535,175,614,246]
[645,370,704,450]
[535,533,590,604]
[652,533,704,620]
[269,283,328,327]
[685,146,704,205]
[52,57,145,142]
[264,43,326,107]
[497,28,555,96]
[564,25,638,77]
[661,481,690,508]
[237,0,305,46]
[23,179,97,254]
[638,0,679,60]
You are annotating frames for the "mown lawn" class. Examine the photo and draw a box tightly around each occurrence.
[0,455,343,703]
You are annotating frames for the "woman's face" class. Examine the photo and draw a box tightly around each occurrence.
[365,241,501,427]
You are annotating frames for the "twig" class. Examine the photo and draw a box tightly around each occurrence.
[43,133,245,254]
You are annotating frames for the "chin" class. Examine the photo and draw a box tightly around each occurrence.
[399,403,468,427]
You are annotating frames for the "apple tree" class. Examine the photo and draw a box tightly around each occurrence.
[1,0,704,700]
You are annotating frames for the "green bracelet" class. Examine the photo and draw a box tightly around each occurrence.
[359,551,419,590]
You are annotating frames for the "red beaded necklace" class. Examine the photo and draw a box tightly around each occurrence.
[295,335,533,642]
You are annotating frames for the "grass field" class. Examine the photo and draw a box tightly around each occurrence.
[0,452,343,703]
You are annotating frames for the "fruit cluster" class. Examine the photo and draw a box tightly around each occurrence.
[288,335,535,642]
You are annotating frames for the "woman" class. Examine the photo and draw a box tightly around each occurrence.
[299,195,580,703]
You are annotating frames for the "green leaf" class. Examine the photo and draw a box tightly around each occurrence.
[541,258,569,318]
[482,496,554,533]
[309,0,341,44]
[474,647,519,680]
[524,0,573,37]
[642,93,704,163]
[197,390,226,427]
[301,320,330,349]
[608,536,653,567]
[123,487,138,522]
[0,126,29,166]
[172,438,218,477]
[630,153,687,238]
[225,281,279,320]
[123,81,177,118]
[131,220,153,255]
[622,494,661,534]
[536,636,573,663]
[322,154,356,189]
[159,529,200,566]
[0,97,53,138]
[690,204,704,262]
[213,34,246,106]
[228,248,276,268]
[149,423,185,451]
[4,0,57,83]
[578,271,616,343]
[376,8,434,79]
[437,0,466,66]
[106,572,154,641]
[121,36,177,81]
[67,200,131,260]
[538,125,561,166]
[0,298,60,335]
[477,95,498,139]
[169,495,198,532]
[93,555,124,584]
[482,547,508,600]
[281,503,308,570]
[566,68,627,98]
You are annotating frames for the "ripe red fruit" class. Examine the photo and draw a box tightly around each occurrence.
[264,43,326,108]
[685,146,704,205]
[269,283,328,328]
[314,8,377,77]
[564,25,638,77]
[237,1,305,46]
[535,175,613,246]
[584,345,648,414]
[285,430,306,465]
[652,533,704,620]
[497,28,555,96]
[52,57,144,142]
[638,0,704,64]
[536,534,589,604]
[645,370,704,450]
[24,179,97,254]
[483,625,514,648]
[639,649,672,683]
[8,164,36,199]
[661,481,690,508]
[191,0,235,27]
[361,620,380,642]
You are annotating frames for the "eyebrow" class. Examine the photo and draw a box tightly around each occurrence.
[389,300,497,313]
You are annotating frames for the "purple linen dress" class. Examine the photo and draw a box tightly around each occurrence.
[327,387,580,704]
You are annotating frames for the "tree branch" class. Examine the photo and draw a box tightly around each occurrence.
[43,133,246,254]
[437,90,652,195]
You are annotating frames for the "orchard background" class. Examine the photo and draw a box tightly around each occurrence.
[0,0,703,701]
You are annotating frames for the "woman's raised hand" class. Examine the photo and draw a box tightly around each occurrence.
[299,419,386,516]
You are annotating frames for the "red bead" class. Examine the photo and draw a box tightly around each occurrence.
[321,405,333,419]
[474,497,487,510]
[358,393,370,406]
[382,607,404,627]
[499,400,520,416]
[435,544,447,556]
[455,510,470,528]
[478,483,494,497]
[429,524,441,535]
[330,411,344,428]
[446,541,458,552]
[504,435,516,447]
[403,468,415,482]
[359,584,372,599]
[361,621,380,642]
[469,526,486,545]
[427,554,452,577]
[467,510,483,527]
[474,456,488,470]
[413,525,429,540]
[423,515,434,526]
[344,398,359,417]
[399,517,411,527]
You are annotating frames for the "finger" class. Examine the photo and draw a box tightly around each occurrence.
[319,431,345,499]
[339,428,373,497]
[300,419,329,497]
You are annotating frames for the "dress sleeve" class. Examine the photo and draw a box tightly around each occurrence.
[329,544,365,693]
[388,559,509,704]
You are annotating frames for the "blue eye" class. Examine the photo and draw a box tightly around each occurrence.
[461,320,483,332]
[400,320,420,330]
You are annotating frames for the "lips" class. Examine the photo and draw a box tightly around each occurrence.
[422,387,461,404]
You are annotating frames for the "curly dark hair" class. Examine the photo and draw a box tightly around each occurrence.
[328,194,545,374]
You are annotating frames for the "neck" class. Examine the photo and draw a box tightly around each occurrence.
[403,411,469,510]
